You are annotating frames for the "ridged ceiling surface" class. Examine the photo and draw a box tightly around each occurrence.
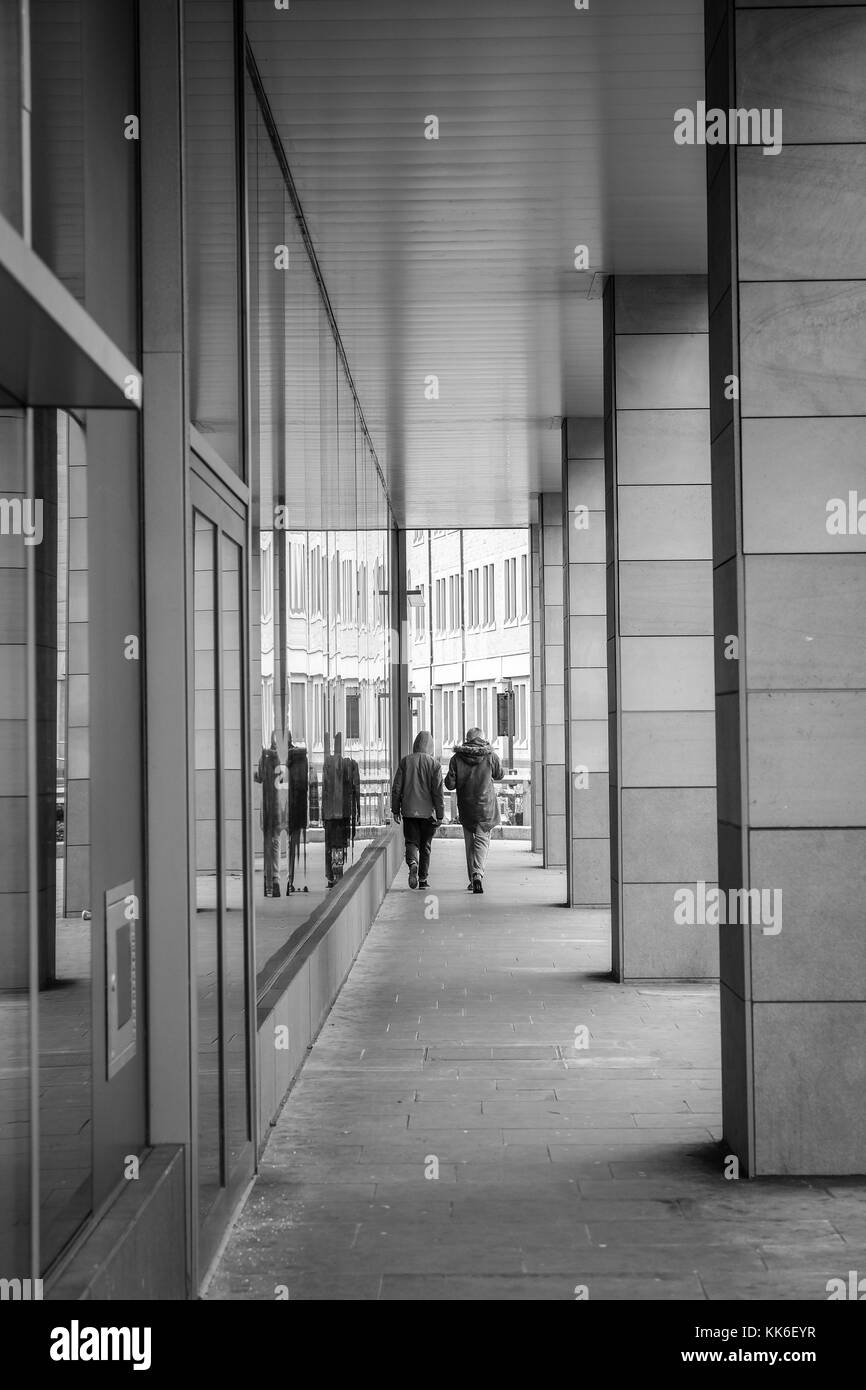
[246,0,708,527]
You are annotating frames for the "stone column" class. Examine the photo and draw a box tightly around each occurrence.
[706,0,866,1174]
[538,492,566,868]
[604,276,718,981]
[562,418,610,906]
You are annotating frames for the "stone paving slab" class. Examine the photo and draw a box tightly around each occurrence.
[206,841,866,1302]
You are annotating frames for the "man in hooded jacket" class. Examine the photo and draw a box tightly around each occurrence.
[445,726,503,893]
[391,730,445,890]
[255,732,283,897]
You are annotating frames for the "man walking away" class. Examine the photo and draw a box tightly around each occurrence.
[254,732,282,898]
[391,730,445,889]
[445,726,503,894]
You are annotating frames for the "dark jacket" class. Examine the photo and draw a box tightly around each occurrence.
[255,743,281,829]
[286,744,309,831]
[322,735,361,827]
[445,735,503,831]
[391,731,445,821]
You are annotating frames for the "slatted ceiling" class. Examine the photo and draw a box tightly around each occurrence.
[246,0,707,526]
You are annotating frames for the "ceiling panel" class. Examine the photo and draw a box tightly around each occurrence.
[246,0,708,526]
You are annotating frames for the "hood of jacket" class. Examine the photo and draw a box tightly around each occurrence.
[412,729,433,755]
[453,733,494,761]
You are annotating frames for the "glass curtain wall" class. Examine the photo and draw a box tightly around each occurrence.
[246,74,394,991]
[0,0,145,1286]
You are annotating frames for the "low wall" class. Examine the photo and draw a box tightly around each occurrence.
[256,822,403,1145]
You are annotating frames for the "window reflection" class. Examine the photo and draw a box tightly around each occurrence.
[41,412,93,1267]
[248,90,394,992]
[193,513,220,1223]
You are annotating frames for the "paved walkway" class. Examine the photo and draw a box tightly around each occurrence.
[207,841,866,1301]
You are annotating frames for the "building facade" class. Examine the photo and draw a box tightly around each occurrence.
[407,529,531,782]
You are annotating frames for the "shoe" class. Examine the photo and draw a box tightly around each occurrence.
[472,876,483,894]
[288,883,296,893]
[408,864,418,889]
[419,880,429,889]
[467,883,474,891]
[272,882,281,898]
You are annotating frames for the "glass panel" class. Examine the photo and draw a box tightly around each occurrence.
[221,534,249,1168]
[0,409,30,1280]
[193,512,221,1223]
[184,0,241,472]
[246,76,396,997]
[40,411,92,1267]
[0,0,23,232]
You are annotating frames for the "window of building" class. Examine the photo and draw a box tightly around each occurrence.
[290,681,306,740]
[345,688,360,740]
[260,535,273,622]
[515,681,528,743]
[443,688,456,744]
[448,573,461,631]
[289,540,307,615]
[483,563,495,627]
[309,544,321,618]
[312,678,323,746]
[374,559,384,628]
[435,576,447,633]
[466,567,480,628]
[504,556,518,623]
[413,529,425,545]
[341,557,355,624]
[414,582,426,640]
[520,552,529,619]
[261,675,274,744]
[476,684,489,736]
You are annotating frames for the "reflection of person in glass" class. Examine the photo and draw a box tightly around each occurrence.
[322,731,361,887]
[255,732,282,898]
[285,730,309,893]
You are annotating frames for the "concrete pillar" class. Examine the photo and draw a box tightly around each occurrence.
[604,276,718,980]
[538,492,566,868]
[529,510,543,853]
[706,0,866,1174]
[139,0,193,1162]
[562,419,610,906]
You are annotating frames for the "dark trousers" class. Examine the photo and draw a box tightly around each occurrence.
[403,818,436,881]
[263,824,282,893]
[288,828,301,885]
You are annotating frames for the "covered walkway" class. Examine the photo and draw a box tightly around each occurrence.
[206,841,862,1301]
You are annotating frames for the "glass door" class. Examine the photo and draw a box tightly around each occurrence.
[190,469,254,1274]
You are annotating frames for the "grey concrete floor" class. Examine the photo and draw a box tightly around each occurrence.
[206,840,866,1301]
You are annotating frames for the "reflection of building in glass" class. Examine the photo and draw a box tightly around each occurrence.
[408,530,531,787]
[256,524,393,874]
